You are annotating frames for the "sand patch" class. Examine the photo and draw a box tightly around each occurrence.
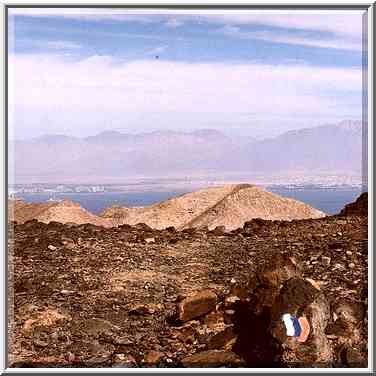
[23,308,71,332]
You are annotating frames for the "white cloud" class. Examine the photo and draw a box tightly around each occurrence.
[8,8,156,23]
[8,54,362,138]
[9,9,364,51]
[9,8,364,39]
[198,11,364,39]
[44,40,82,50]
[18,39,82,50]
[146,45,168,55]
[165,18,184,28]
[221,25,362,51]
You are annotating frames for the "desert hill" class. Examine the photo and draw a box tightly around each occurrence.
[101,184,326,230]
[9,199,112,227]
[8,200,56,224]
[9,185,325,229]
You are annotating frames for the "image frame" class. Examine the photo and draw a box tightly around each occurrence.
[2,1,374,374]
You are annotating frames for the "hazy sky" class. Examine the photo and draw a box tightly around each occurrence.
[8,9,365,140]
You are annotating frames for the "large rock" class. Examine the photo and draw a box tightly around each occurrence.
[258,254,301,289]
[327,298,367,365]
[252,253,301,314]
[269,278,333,366]
[207,325,237,350]
[181,350,245,367]
[177,290,217,322]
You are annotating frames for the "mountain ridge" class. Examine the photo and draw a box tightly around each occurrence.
[10,120,364,184]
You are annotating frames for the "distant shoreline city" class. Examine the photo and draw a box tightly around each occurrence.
[8,180,364,197]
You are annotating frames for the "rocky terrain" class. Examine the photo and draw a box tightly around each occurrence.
[7,193,367,368]
[9,184,325,231]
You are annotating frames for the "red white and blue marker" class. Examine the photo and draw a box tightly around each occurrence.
[282,313,310,342]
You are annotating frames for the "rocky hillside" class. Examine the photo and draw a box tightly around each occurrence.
[340,192,368,217]
[8,193,367,368]
[101,184,326,230]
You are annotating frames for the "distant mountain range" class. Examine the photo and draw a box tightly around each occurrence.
[9,120,364,183]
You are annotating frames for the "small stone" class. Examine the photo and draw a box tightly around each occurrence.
[224,310,235,324]
[47,245,57,251]
[224,295,240,307]
[62,239,76,250]
[305,278,321,291]
[333,299,365,325]
[211,226,226,235]
[349,263,356,269]
[85,354,112,366]
[129,304,158,316]
[177,290,217,322]
[346,251,353,256]
[345,347,367,367]
[182,350,244,367]
[208,326,237,350]
[203,311,225,328]
[112,354,137,367]
[333,263,345,271]
[114,336,133,345]
[174,325,196,344]
[336,220,347,225]
[33,337,49,347]
[66,352,76,362]
[329,241,343,249]
[326,334,338,340]
[321,256,331,266]
[145,237,155,244]
[60,289,75,295]
[145,350,164,365]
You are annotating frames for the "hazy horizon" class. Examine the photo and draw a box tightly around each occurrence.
[8,118,363,142]
[8,119,364,186]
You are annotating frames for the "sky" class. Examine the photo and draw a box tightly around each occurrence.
[8,8,366,140]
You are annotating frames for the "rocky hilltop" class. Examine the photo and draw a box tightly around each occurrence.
[8,193,367,368]
[9,185,326,231]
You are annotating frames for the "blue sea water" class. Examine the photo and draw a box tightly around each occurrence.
[15,186,363,215]
[14,191,189,215]
[267,187,362,215]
